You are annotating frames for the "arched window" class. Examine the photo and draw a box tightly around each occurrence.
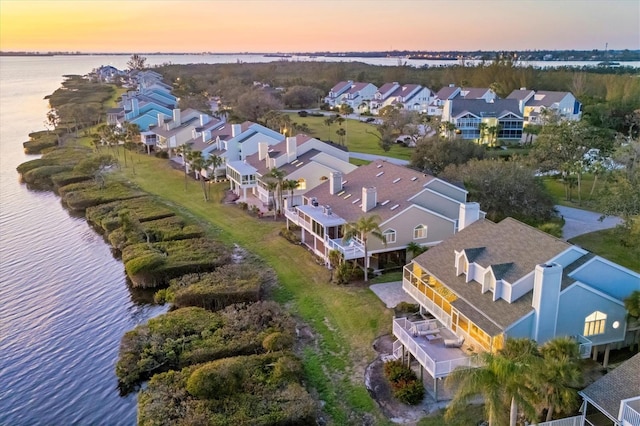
[297,178,306,190]
[584,311,607,336]
[383,229,396,244]
[413,224,427,239]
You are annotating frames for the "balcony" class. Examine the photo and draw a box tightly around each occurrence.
[392,317,476,379]
[575,334,593,359]
[325,235,364,260]
[284,207,311,231]
[621,396,640,426]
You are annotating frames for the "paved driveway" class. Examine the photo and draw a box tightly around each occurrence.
[556,205,622,240]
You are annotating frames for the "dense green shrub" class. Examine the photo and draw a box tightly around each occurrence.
[16,158,55,175]
[383,360,425,405]
[23,136,58,154]
[50,171,93,188]
[165,264,267,310]
[155,150,169,159]
[117,302,296,393]
[262,331,294,352]
[108,215,204,250]
[22,165,73,187]
[59,181,146,211]
[139,353,315,426]
[121,238,232,288]
[86,196,175,234]
[279,227,300,244]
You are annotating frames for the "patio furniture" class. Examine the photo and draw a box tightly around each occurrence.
[444,336,465,348]
[425,333,442,342]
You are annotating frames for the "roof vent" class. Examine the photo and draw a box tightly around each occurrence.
[344,194,352,200]
[381,200,390,206]
[410,177,418,181]
[337,190,345,196]
[390,204,399,210]
[376,164,383,168]
[352,198,361,204]
[393,178,401,183]
[311,197,319,207]
[376,171,384,177]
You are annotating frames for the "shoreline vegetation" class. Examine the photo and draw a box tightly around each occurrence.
[16,60,639,425]
[17,78,393,424]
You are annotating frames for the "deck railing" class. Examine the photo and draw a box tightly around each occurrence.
[621,397,640,426]
[392,317,475,378]
[575,334,592,359]
[325,236,364,260]
[536,415,583,426]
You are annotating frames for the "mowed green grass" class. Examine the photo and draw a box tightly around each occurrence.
[570,229,640,273]
[543,175,603,211]
[285,113,414,161]
[113,151,394,425]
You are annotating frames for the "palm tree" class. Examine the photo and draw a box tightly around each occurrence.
[499,338,541,426]
[188,151,213,202]
[282,179,299,209]
[324,117,335,142]
[342,215,385,282]
[406,242,427,260]
[445,351,509,426]
[265,180,278,220]
[208,154,223,182]
[327,249,343,283]
[478,122,488,144]
[267,168,286,214]
[538,337,583,422]
[177,144,192,191]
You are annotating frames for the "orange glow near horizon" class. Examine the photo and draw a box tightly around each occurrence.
[1,0,639,53]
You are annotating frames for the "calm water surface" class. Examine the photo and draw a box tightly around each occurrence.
[0,54,637,425]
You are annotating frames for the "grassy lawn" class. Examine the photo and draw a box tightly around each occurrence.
[569,228,640,273]
[112,151,394,424]
[285,113,414,161]
[418,404,485,426]
[543,175,603,211]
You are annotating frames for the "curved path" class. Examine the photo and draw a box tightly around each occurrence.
[556,205,622,240]
[350,152,410,166]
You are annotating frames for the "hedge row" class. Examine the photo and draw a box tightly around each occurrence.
[121,237,231,288]
[86,196,176,233]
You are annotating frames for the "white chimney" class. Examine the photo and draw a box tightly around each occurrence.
[329,171,342,195]
[172,109,181,127]
[203,130,211,142]
[286,136,297,162]
[258,142,268,161]
[458,202,480,230]
[232,124,242,137]
[362,187,377,212]
[200,114,209,126]
[157,112,165,127]
[131,98,139,116]
[532,263,563,343]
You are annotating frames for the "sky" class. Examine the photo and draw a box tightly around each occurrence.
[1,0,639,53]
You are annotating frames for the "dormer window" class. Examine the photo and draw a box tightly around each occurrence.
[383,229,396,244]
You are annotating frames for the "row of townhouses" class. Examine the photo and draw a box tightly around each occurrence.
[101,68,638,420]
[325,80,582,142]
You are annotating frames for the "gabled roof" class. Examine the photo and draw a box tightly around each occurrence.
[526,91,572,107]
[580,353,640,421]
[506,89,535,101]
[329,81,352,94]
[345,82,372,95]
[377,82,399,97]
[434,86,460,100]
[450,99,522,119]
[458,88,492,99]
[303,160,437,224]
[412,218,571,330]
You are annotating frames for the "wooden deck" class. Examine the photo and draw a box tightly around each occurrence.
[393,317,477,379]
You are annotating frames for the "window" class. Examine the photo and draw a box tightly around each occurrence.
[413,224,427,239]
[584,311,607,336]
[297,178,306,190]
[383,229,396,244]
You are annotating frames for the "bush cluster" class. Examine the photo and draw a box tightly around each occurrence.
[279,227,300,244]
[383,360,425,405]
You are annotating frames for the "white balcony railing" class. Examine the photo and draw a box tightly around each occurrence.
[392,317,476,379]
[284,208,311,231]
[575,334,592,359]
[621,397,640,426]
[325,235,364,260]
[536,415,583,426]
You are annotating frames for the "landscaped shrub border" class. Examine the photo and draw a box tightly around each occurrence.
[383,360,425,405]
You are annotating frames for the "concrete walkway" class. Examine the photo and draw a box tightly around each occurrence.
[556,205,623,240]
[369,281,414,308]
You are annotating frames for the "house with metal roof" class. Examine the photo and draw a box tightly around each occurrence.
[149,108,205,151]
[507,88,582,124]
[228,134,357,207]
[395,217,640,392]
[441,98,524,141]
[579,353,640,426]
[285,160,483,272]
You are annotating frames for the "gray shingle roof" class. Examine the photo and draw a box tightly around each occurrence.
[412,218,572,331]
[580,353,640,420]
[450,99,522,119]
[303,160,436,224]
